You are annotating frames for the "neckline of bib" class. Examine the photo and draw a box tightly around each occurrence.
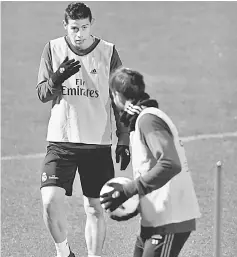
[64,35,100,56]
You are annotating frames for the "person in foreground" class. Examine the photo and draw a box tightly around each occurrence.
[101,67,201,257]
[37,2,130,257]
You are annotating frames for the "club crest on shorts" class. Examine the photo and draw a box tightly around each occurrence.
[42,172,47,182]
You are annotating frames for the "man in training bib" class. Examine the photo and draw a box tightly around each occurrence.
[36,3,130,257]
[101,67,201,257]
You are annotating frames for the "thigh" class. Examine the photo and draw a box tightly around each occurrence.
[40,144,78,196]
[169,232,191,257]
[41,186,66,206]
[78,147,115,198]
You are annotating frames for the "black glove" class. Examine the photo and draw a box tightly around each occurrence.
[51,56,81,85]
[100,182,129,212]
[115,145,130,170]
[110,208,139,222]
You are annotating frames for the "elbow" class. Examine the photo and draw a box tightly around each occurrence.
[172,161,182,176]
[162,158,182,175]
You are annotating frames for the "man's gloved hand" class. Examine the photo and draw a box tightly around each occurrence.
[100,180,139,221]
[51,56,81,85]
[115,145,130,170]
[100,182,129,212]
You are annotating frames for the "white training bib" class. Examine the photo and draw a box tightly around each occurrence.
[47,37,114,144]
[130,108,201,227]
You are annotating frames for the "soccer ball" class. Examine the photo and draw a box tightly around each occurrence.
[100,177,139,219]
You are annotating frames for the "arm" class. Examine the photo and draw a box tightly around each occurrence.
[111,93,130,145]
[36,42,62,103]
[125,114,182,197]
[100,114,182,213]
[110,46,122,73]
[110,46,129,146]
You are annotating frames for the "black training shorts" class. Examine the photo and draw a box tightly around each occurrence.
[40,143,114,197]
[133,232,191,257]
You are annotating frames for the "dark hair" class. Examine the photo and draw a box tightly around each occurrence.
[64,2,92,23]
[110,67,146,100]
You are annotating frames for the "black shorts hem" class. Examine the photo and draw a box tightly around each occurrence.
[82,191,101,199]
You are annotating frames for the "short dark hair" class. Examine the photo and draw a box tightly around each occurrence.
[110,67,146,100]
[64,2,92,23]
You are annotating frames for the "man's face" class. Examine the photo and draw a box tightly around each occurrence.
[64,18,92,49]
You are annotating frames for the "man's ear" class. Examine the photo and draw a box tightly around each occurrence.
[91,18,95,25]
[62,20,67,30]
[111,90,116,99]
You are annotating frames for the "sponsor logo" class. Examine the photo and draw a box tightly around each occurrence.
[151,235,163,245]
[62,79,99,98]
[49,175,59,180]
[90,69,97,74]
[62,86,99,98]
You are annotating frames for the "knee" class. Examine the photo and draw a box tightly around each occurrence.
[84,198,104,218]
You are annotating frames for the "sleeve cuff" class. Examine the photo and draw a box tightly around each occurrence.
[123,180,138,198]
[122,177,149,199]
[48,78,61,93]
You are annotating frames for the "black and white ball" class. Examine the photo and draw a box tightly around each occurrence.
[100,177,139,218]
